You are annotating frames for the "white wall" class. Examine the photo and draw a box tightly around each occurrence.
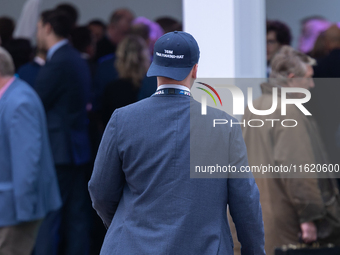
[266,0,340,49]
[0,0,182,25]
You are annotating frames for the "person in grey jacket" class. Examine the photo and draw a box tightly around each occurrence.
[89,31,265,255]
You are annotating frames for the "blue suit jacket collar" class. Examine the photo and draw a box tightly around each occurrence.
[47,39,69,61]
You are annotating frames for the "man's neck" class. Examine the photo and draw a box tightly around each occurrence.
[157,77,191,90]
[0,76,13,90]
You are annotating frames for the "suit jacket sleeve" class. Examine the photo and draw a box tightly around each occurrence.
[9,101,42,221]
[227,123,265,255]
[88,109,125,228]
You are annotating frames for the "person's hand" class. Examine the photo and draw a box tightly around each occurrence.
[300,221,317,243]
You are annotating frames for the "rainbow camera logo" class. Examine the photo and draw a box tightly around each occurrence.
[196,82,223,106]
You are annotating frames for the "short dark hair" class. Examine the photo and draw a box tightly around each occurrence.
[130,23,150,41]
[109,9,134,25]
[5,38,32,71]
[0,17,15,46]
[71,26,92,53]
[88,19,106,30]
[56,3,78,27]
[155,17,182,33]
[267,20,292,46]
[41,9,73,38]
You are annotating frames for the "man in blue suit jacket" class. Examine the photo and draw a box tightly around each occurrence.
[34,9,92,255]
[89,31,265,254]
[0,47,61,254]
[17,49,46,88]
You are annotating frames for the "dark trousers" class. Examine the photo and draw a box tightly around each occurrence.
[0,219,42,255]
[33,165,92,255]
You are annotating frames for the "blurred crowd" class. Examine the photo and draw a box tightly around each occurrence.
[241,16,340,255]
[266,17,340,168]
[1,2,340,255]
[0,2,181,255]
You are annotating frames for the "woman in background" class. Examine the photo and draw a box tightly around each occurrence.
[101,35,150,126]
[309,31,328,60]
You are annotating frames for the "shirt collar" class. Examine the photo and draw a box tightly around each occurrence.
[34,56,46,66]
[81,53,90,59]
[47,39,68,61]
[0,77,15,100]
[157,84,190,92]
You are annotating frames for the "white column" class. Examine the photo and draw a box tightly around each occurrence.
[183,0,235,78]
[183,0,266,79]
[183,0,266,118]
[234,0,266,78]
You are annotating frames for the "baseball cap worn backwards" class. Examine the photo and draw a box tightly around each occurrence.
[147,31,200,81]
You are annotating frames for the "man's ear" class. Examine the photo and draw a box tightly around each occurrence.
[286,73,296,87]
[45,23,53,35]
[192,64,198,79]
[287,73,295,79]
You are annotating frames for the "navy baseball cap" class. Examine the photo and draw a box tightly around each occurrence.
[147,31,200,81]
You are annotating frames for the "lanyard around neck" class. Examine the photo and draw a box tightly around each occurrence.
[154,88,191,97]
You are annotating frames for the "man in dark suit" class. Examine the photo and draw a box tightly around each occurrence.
[89,31,265,254]
[0,47,61,255]
[34,9,92,255]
